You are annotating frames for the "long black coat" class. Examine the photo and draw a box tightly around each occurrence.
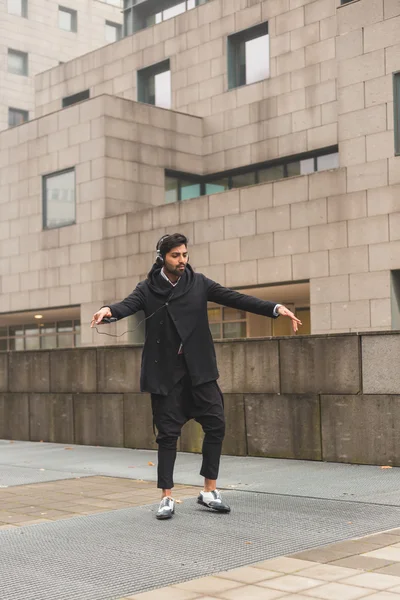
[108,264,279,395]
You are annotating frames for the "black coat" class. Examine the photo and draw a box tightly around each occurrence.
[108,264,279,396]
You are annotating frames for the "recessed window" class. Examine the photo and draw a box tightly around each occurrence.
[8,0,28,17]
[126,0,207,34]
[105,20,122,43]
[137,60,171,108]
[340,0,354,4]
[62,90,90,108]
[43,169,76,229]
[59,6,77,32]
[394,73,400,156]
[8,49,28,75]
[317,152,339,171]
[8,107,29,127]
[1,320,80,351]
[228,22,269,89]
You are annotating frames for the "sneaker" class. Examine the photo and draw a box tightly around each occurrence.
[197,490,231,513]
[156,496,175,520]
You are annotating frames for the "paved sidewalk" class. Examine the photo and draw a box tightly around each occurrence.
[2,440,400,600]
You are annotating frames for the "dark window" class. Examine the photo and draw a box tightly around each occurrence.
[59,6,77,32]
[231,172,257,188]
[137,60,171,108]
[258,165,284,182]
[8,49,28,75]
[105,20,122,43]
[62,90,90,107]
[8,107,28,127]
[124,0,207,35]
[228,22,269,89]
[205,179,229,195]
[8,0,28,17]
[394,73,400,156]
[43,168,76,229]
[340,0,354,4]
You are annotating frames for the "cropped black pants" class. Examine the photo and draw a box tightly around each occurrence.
[151,374,225,489]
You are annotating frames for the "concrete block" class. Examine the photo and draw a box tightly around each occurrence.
[293,251,329,279]
[390,212,400,241]
[209,190,240,219]
[216,340,280,394]
[240,184,273,213]
[365,74,393,107]
[368,185,400,216]
[293,106,321,132]
[331,299,371,330]
[9,352,49,393]
[308,122,337,150]
[362,334,400,394]
[339,105,386,141]
[310,222,347,252]
[240,233,274,261]
[338,49,385,88]
[280,335,361,394]
[348,215,389,246]
[256,205,290,234]
[222,394,247,456]
[338,83,365,116]
[29,394,74,444]
[258,255,293,283]
[291,64,320,90]
[321,394,400,465]
[50,349,97,393]
[366,131,394,162]
[277,89,306,116]
[97,347,141,393]
[0,354,7,392]
[309,169,346,201]
[276,7,305,34]
[370,298,391,328]
[0,393,29,441]
[364,14,400,53]
[389,157,400,185]
[311,274,350,304]
[310,303,331,332]
[124,393,156,450]
[385,42,400,74]
[278,131,308,157]
[245,393,321,460]
[350,271,390,301]
[328,191,367,222]
[194,217,224,244]
[277,48,306,75]
[274,227,309,256]
[347,159,388,193]
[339,138,366,167]
[225,259,257,286]
[210,239,240,265]
[273,175,309,206]
[338,0,384,34]
[306,38,335,66]
[336,30,363,61]
[74,394,124,447]
[291,22,320,51]
[329,245,369,276]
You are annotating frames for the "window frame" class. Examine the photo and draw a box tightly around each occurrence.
[8,0,28,17]
[137,59,171,107]
[105,19,122,43]
[42,168,76,230]
[228,22,269,90]
[62,90,90,108]
[58,5,78,32]
[7,48,28,76]
[394,71,400,156]
[8,107,29,127]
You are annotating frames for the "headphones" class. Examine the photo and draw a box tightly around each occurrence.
[156,234,170,266]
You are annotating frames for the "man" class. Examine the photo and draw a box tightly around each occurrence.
[91,233,301,520]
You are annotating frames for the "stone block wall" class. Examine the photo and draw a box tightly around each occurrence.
[1,332,399,466]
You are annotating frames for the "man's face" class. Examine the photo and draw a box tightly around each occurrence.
[164,244,188,277]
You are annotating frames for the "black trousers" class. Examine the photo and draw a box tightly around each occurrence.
[151,374,225,489]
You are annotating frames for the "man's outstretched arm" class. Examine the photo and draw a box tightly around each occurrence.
[205,278,302,333]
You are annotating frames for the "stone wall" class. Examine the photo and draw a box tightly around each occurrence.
[1,331,399,466]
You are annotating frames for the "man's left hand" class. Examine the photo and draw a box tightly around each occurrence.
[277,306,302,333]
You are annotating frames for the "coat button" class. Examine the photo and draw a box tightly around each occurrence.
[156,339,160,344]
[154,360,158,363]
[160,321,164,324]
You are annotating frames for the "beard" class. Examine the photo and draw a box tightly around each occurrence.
[164,263,185,277]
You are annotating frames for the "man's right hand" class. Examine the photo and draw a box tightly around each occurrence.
[90,307,112,327]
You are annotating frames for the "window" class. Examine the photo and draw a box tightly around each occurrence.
[1,320,80,351]
[105,20,122,43]
[394,73,400,156]
[208,307,247,340]
[8,108,28,127]
[59,6,77,32]
[340,0,354,4]
[165,148,339,202]
[8,49,28,76]
[62,90,90,108]
[124,0,207,35]
[228,22,269,89]
[43,169,76,229]
[8,0,27,17]
[138,60,171,108]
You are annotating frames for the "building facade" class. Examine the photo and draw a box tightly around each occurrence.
[0,0,400,352]
[0,0,123,132]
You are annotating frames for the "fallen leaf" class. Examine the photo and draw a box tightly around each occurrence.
[381,465,393,469]
[39,469,45,471]
[148,461,154,466]
[9,441,15,444]
[245,542,252,545]
[175,499,183,504]
[128,466,136,469]
[64,447,73,450]
[39,440,44,443]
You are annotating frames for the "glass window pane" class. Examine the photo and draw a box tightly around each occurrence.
[187,0,196,8]
[317,152,339,171]
[9,326,23,337]
[105,21,121,43]
[10,337,24,351]
[209,322,221,339]
[223,307,246,321]
[8,50,27,75]
[0,339,8,351]
[40,323,57,349]
[58,321,73,332]
[24,324,39,336]
[58,334,75,348]
[205,179,229,194]
[223,322,247,339]
[180,180,201,201]
[246,34,269,84]
[8,108,28,127]
[231,172,256,188]
[258,165,284,183]
[163,2,186,20]
[8,0,27,17]
[45,169,75,229]
[155,70,171,108]
[59,8,72,30]
[25,336,40,350]
[300,158,315,174]
[165,176,178,204]
[208,307,221,322]
[0,328,7,337]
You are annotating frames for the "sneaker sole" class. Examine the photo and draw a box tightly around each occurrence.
[197,498,231,513]
[156,511,174,520]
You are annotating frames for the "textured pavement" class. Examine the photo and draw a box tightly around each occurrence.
[2,440,400,600]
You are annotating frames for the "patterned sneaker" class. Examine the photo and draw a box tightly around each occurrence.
[197,490,231,513]
[156,496,175,520]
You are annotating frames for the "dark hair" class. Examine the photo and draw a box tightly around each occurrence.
[158,233,188,257]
